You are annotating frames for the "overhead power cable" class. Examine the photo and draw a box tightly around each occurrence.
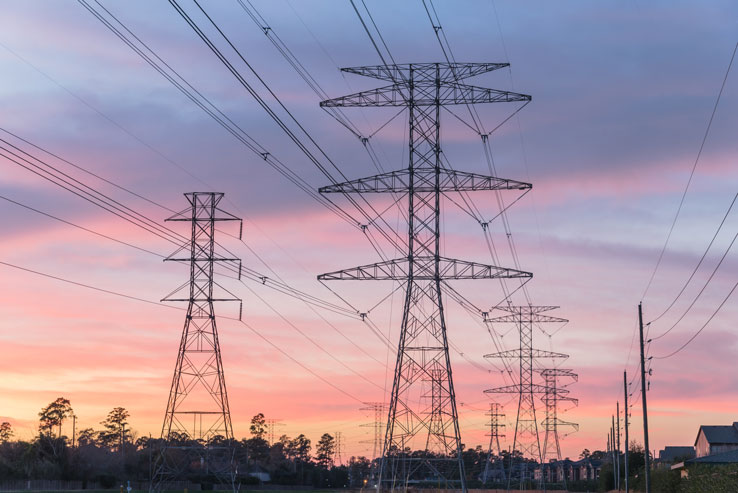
[653,279,738,360]
[0,258,367,404]
[641,42,737,300]
[167,0,408,254]
[649,192,738,325]
[77,0,359,229]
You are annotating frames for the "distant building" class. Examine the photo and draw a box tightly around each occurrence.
[533,458,601,483]
[671,448,738,479]
[694,422,738,457]
[657,445,695,467]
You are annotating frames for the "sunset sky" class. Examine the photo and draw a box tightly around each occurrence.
[1,0,737,462]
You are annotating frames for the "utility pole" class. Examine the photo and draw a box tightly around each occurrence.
[639,303,651,493]
[72,413,77,449]
[611,416,616,489]
[319,62,532,492]
[617,401,621,491]
[624,371,629,493]
[151,192,242,493]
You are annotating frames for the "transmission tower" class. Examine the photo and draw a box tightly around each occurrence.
[481,402,506,485]
[539,368,578,486]
[152,192,241,493]
[360,402,385,484]
[360,402,385,460]
[334,431,344,466]
[318,62,532,492]
[484,306,568,489]
[265,419,285,446]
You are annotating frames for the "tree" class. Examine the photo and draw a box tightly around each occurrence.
[287,434,311,463]
[316,433,335,468]
[76,428,97,447]
[38,397,72,438]
[579,448,591,460]
[0,422,13,443]
[250,413,267,440]
[98,407,130,451]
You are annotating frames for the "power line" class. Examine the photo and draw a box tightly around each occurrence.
[653,280,738,360]
[167,0,408,254]
[649,217,738,342]
[649,192,738,326]
[641,42,737,300]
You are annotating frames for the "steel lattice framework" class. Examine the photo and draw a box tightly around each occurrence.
[484,306,567,488]
[318,62,532,492]
[539,368,578,485]
[481,402,506,485]
[152,192,241,493]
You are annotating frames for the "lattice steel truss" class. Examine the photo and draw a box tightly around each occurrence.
[539,369,578,485]
[152,192,241,493]
[484,306,568,488]
[360,402,386,484]
[481,402,506,485]
[318,62,532,492]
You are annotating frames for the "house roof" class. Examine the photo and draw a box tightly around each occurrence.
[659,446,695,462]
[671,449,738,471]
[688,448,738,465]
[695,423,738,446]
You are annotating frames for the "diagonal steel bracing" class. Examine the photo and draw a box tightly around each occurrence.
[152,192,241,493]
[484,305,568,489]
[318,63,531,492]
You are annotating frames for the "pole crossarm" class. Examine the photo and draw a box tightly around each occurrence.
[318,256,532,281]
[319,168,531,194]
[485,383,556,395]
[321,82,530,108]
[484,349,568,359]
[341,62,510,82]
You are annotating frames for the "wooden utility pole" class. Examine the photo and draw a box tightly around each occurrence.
[624,371,629,493]
[639,303,651,493]
[617,401,621,491]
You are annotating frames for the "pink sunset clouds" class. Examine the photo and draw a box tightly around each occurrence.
[0,0,737,464]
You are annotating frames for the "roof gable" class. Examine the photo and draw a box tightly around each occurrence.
[696,425,738,446]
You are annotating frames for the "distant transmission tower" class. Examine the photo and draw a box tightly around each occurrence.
[539,368,578,485]
[265,419,285,446]
[334,431,344,466]
[152,192,241,493]
[484,306,567,489]
[360,402,385,460]
[481,402,506,485]
[319,62,532,492]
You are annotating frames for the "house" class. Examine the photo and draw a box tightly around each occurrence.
[694,422,738,457]
[657,446,695,467]
[671,448,738,479]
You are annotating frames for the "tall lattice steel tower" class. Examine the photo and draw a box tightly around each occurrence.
[481,402,506,485]
[484,306,567,488]
[152,192,241,492]
[539,368,578,485]
[318,62,532,491]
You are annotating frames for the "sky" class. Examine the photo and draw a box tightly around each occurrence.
[0,0,737,462]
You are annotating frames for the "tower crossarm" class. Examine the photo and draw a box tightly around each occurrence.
[542,418,579,431]
[341,62,510,82]
[484,349,568,359]
[319,168,531,194]
[485,384,555,395]
[484,313,568,324]
[318,257,531,281]
[321,83,530,108]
